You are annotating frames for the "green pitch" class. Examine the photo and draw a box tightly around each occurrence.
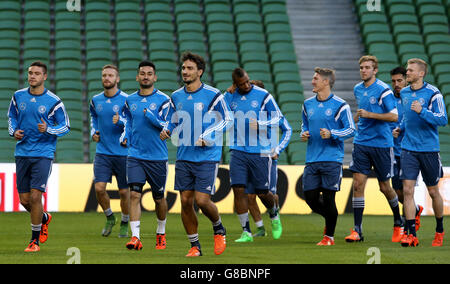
[0,212,449,264]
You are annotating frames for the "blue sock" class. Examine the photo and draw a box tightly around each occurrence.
[353,197,365,234]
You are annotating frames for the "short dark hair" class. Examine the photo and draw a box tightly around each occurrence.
[390,66,406,77]
[30,61,47,74]
[181,51,205,73]
[102,64,119,75]
[138,60,156,73]
[314,67,336,89]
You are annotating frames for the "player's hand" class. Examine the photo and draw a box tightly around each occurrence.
[120,138,127,147]
[357,109,370,119]
[112,112,120,124]
[14,129,24,140]
[411,100,422,114]
[271,153,279,160]
[160,129,171,141]
[301,131,310,142]
[38,118,47,133]
[392,127,401,138]
[249,118,258,130]
[195,138,209,147]
[92,131,100,142]
[226,84,236,94]
[320,128,331,139]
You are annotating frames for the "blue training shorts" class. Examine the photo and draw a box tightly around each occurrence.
[349,144,394,182]
[391,155,403,190]
[229,150,272,193]
[174,160,219,195]
[246,159,278,195]
[303,161,343,192]
[400,150,443,187]
[16,157,53,193]
[127,157,168,198]
[93,153,128,189]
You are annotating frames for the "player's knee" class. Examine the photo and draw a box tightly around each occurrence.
[428,186,441,199]
[94,183,107,194]
[152,190,165,201]
[129,183,143,194]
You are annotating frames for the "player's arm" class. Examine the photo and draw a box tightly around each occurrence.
[197,93,233,146]
[89,100,100,142]
[414,92,448,127]
[45,101,70,137]
[254,94,282,127]
[358,89,398,122]
[300,104,310,142]
[7,94,23,140]
[160,97,177,140]
[330,103,356,141]
[119,101,131,147]
[144,99,170,130]
[272,116,292,157]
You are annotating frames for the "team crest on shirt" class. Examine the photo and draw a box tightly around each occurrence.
[149,103,157,110]
[369,96,377,104]
[196,102,204,111]
[112,105,119,112]
[308,109,314,116]
[130,104,138,112]
[325,108,333,116]
[97,104,103,112]
[19,102,26,111]
[230,102,238,110]
[251,100,258,108]
[177,102,183,110]
[418,98,425,105]
[38,105,46,114]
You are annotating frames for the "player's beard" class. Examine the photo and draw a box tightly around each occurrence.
[140,82,154,89]
[103,81,117,90]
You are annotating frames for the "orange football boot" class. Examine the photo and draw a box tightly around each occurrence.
[39,212,52,244]
[126,236,143,250]
[214,234,226,255]
[345,229,364,242]
[155,234,166,250]
[432,232,445,247]
[186,246,202,257]
[401,234,419,247]
[24,240,40,252]
[317,235,335,246]
[415,205,423,232]
[392,226,404,243]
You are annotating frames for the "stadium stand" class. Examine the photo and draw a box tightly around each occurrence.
[354,0,450,165]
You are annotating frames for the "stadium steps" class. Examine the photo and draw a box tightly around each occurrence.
[286,0,363,165]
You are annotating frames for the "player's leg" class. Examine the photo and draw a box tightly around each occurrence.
[93,155,116,236]
[347,144,370,241]
[320,189,338,245]
[193,162,226,255]
[248,193,266,237]
[126,184,143,250]
[399,150,420,247]
[147,160,169,249]
[420,152,445,246]
[114,156,130,238]
[230,150,252,240]
[180,190,202,256]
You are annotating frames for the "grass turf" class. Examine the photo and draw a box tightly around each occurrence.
[0,212,448,264]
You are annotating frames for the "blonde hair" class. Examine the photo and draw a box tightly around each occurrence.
[359,55,378,70]
[314,67,336,89]
[102,64,119,75]
[407,58,428,76]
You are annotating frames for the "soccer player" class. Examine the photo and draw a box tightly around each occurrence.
[390,66,423,242]
[160,52,232,257]
[89,64,130,238]
[120,61,171,251]
[225,68,284,243]
[301,67,355,246]
[393,58,447,247]
[7,61,70,252]
[345,55,403,243]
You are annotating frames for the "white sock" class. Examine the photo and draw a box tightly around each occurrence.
[130,221,140,239]
[156,218,166,235]
[237,213,249,228]
[255,220,264,228]
[121,214,129,223]
[104,208,113,217]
